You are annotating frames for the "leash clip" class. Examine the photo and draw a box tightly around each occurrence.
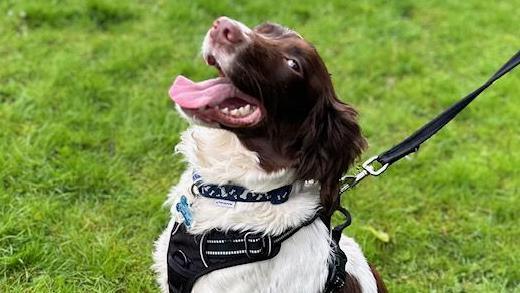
[362,156,389,176]
[340,156,389,193]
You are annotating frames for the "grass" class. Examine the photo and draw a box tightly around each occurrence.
[1,0,518,291]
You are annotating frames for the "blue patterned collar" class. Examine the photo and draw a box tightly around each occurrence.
[192,172,292,205]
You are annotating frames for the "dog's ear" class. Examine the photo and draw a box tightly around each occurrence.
[293,89,367,216]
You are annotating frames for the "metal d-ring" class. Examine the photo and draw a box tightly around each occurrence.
[191,184,200,197]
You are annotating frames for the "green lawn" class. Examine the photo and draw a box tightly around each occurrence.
[1,0,519,292]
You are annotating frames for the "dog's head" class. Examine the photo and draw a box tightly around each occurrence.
[170,17,367,214]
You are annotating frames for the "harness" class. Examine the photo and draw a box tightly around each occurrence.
[167,173,348,293]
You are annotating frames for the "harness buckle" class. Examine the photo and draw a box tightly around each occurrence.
[244,232,271,259]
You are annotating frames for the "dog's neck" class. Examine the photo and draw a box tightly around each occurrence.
[176,126,295,192]
[174,126,321,235]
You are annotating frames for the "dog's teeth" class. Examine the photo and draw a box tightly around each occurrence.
[222,105,255,117]
[237,107,247,116]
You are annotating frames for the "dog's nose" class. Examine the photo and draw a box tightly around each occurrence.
[210,17,244,45]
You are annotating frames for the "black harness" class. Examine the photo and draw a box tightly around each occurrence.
[167,174,349,293]
[166,213,347,293]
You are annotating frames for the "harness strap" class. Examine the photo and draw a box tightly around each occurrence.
[331,205,352,244]
[202,212,321,259]
[324,241,348,293]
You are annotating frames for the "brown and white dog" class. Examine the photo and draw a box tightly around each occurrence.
[153,17,386,292]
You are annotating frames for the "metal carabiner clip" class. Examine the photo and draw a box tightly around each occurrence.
[339,156,389,193]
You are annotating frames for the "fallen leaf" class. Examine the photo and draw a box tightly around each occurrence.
[362,225,390,243]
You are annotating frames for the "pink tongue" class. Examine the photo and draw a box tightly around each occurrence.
[169,75,238,109]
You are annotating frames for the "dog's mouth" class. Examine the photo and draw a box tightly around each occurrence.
[169,55,264,128]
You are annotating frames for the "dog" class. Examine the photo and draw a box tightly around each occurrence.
[153,16,386,293]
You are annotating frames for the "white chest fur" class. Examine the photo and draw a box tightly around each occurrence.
[152,126,377,293]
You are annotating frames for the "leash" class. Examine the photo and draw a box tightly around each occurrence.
[340,50,520,192]
[333,50,520,238]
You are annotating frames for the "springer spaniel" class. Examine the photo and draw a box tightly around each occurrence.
[153,17,386,293]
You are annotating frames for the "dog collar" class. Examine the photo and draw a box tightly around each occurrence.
[192,171,292,204]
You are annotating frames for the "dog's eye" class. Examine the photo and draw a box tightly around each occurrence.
[285,58,300,72]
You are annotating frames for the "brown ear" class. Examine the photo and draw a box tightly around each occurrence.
[292,91,367,216]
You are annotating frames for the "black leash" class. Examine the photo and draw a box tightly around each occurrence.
[333,50,520,238]
[341,50,520,192]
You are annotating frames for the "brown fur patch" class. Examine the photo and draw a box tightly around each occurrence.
[370,264,388,293]
[338,273,362,293]
[227,22,367,217]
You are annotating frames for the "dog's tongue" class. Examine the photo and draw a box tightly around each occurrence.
[169,75,238,109]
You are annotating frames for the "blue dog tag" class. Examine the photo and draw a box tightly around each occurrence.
[176,195,192,228]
